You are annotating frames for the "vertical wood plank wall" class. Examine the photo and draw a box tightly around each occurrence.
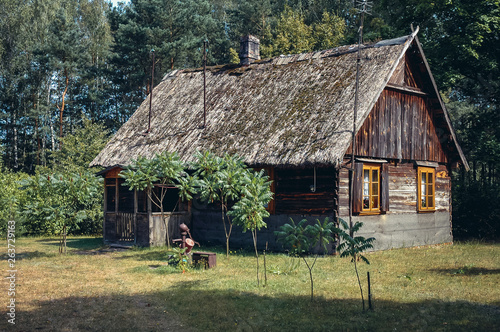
[353,89,448,163]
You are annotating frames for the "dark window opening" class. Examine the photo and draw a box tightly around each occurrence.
[106,178,116,212]
[151,186,181,213]
[118,179,134,213]
[137,190,147,213]
[275,167,335,215]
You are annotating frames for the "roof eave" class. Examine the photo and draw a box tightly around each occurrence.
[412,33,469,171]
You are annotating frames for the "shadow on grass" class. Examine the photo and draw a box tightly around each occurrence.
[113,245,228,262]
[429,267,500,276]
[0,250,57,261]
[15,283,500,332]
[35,237,104,251]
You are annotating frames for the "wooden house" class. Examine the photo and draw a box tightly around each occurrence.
[90,30,468,251]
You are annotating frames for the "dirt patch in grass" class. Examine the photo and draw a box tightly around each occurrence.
[74,248,130,255]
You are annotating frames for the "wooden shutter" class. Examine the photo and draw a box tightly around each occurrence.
[381,162,390,212]
[352,162,364,213]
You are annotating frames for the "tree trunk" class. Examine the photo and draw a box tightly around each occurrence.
[252,229,259,286]
[12,106,18,170]
[59,69,69,140]
[354,257,365,311]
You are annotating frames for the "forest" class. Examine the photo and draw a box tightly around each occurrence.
[0,0,498,239]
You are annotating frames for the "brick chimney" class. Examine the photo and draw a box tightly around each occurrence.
[239,35,260,65]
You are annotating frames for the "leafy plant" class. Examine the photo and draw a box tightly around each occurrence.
[228,169,273,286]
[192,151,247,258]
[337,218,375,310]
[20,170,102,253]
[0,170,28,236]
[276,217,337,300]
[120,151,188,248]
[167,246,190,273]
[267,258,300,276]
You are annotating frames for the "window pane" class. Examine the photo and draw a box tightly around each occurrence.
[421,184,426,196]
[421,172,427,185]
[372,196,379,209]
[428,173,433,184]
[428,184,433,196]
[363,197,369,209]
[372,182,378,195]
[364,169,369,182]
[421,197,427,208]
[364,182,369,195]
[428,196,434,208]
[372,169,379,182]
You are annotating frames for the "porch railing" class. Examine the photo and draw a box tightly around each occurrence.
[116,212,134,242]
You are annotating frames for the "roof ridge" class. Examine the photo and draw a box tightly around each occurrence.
[161,34,413,78]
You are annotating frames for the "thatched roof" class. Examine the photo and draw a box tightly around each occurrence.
[91,31,465,169]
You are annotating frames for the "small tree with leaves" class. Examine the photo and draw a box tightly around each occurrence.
[228,169,273,286]
[276,217,337,300]
[337,218,375,311]
[120,151,186,248]
[21,171,102,253]
[193,151,247,258]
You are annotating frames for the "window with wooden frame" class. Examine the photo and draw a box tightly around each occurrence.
[418,167,435,211]
[362,164,381,212]
[353,161,389,214]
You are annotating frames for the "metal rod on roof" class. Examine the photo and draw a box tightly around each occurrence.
[349,1,372,232]
[146,49,155,135]
[202,39,208,129]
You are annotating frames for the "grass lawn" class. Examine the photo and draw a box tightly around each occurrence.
[1,237,499,331]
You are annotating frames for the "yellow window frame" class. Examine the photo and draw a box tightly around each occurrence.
[418,167,435,211]
[362,164,381,213]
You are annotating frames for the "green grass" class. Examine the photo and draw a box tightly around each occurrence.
[2,237,499,331]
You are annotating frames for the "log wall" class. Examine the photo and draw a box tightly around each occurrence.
[338,160,452,250]
[192,212,335,252]
[274,167,336,215]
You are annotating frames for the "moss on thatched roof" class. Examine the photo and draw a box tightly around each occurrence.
[90,32,464,168]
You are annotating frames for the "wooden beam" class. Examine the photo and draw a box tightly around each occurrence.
[385,83,428,96]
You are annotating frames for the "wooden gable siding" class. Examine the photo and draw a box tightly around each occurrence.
[389,52,427,89]
[352,88,448,162]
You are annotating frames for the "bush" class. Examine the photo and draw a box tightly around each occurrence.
[19,170,103,236]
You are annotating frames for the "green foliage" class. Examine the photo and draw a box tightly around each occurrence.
[167,246,191,272]
[275,218,310,256]
[19,170,103,236]
[228,168,273,286]
[120,151,190,247]
[276,217,338,300]
[0,170,28,236]
[272,6,313,55]
[120,151,185,195]
[269,7,346,56]
[337,218,375,264]
[192,151,248,257]
[228,169,272,233]
[229,47,240,64]
[312,11,346,51]
[50,117,110,172]
[337,218,375,310]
